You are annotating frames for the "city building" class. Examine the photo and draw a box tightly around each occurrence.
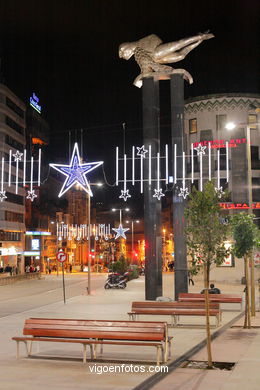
[0,83,26,274]
[184,93,260,282]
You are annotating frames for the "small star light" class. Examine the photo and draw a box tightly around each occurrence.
[137,145,148,158]
[13,151,23,162]
[194,144,207,156]
[178,187,189,199]
[153,188,165,200]
[119,189,131,202]
[26,190,37,202]
[49,142,103,198]
[112,224,130,240]
[215,186,225,198]
[0,191,7,202]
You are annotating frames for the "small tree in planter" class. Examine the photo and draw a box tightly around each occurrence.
[185,181,230,368]
[231,212,260,329]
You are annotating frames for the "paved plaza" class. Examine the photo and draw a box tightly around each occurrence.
[0,273,259,390]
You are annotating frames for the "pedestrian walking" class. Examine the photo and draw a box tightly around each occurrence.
[188,271,194,286]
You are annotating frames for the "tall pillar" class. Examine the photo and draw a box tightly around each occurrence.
[170,74,188,299]
[142,77,162,300]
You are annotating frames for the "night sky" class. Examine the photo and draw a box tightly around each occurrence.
[0,0,259,206]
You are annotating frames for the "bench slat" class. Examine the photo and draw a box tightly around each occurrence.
[26,318,166,327]
[24,324,164,333]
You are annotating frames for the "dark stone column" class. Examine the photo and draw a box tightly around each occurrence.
[170,74,188,300]
[142,77,162,300]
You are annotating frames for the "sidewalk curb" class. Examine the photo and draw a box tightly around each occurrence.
[132,311,245,390]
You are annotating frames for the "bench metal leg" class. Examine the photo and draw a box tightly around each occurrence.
[16,341,20,359]
[28,340,33,356]
[172,315,178,326]
[83,344,87,363]
[156,346,160,366]
[89,344,94,359]
[168,339,172,358]
[161,345,165,364]
[100,340,103,355]
[24,341,29,356]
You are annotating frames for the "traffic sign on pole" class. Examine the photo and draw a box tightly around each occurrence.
[56,251,67,263]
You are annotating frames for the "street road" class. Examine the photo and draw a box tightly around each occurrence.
[0,273,107,318]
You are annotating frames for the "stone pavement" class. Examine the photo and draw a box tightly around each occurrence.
[0,273,258,390]
[149,313,260,390]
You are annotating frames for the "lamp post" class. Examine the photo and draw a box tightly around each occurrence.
[226,120,259,316]
[86,182,103,295]
[112,207,130,224]
[126,219,140,261]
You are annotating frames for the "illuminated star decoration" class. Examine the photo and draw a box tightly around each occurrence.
[27,190,37,202]
[13,151,23,162]
[194,144,207,156]
[112,224,130,240]
[119,189,131,202]
[178,187,189,199]
[0,191,7,202]
[137,145,148,158]
[153,188,165,200]
[215,186,225,198]
[49,142,103,198]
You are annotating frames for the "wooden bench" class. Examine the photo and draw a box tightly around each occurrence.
[178,293,243,310]
[12,318,169,365]
[128,301,221,327]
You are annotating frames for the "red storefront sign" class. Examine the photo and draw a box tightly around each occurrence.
[219,203,260,210]
[193,138,247,149]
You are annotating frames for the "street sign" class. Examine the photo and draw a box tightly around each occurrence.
[56,251,67,263]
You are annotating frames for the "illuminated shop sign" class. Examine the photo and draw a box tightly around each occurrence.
[24,251,40,256]
[30,93,42,114]
[193,138,246,149]
[219,202,260,210]
[26,231,51,236]
[31,239,40,251]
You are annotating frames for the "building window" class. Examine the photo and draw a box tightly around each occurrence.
[248,114,257,130]
[5,192,24,205]
[5,116,24,136]
[251,146,260,169]
[189,119,197,134]
[252,178,260,202]
[0,231,21,241]
[4,211,24,223]
[5,135,24,151]
[216,114,227,131]
[6,97,24,119]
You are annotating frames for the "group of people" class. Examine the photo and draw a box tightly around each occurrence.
[0,265,19,275]
[25,264,40,273]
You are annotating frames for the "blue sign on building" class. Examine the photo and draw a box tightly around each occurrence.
[30,93,42,114]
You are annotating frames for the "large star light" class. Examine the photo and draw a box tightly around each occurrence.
[112,224,130,240]
[153,188,165,200]
[178,187,189,199]
[119,189,131,202]
[49,143,103,198]
[137,145,148,158]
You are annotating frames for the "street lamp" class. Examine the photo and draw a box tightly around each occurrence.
[126,219,140,261]
[111,208,130,224]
